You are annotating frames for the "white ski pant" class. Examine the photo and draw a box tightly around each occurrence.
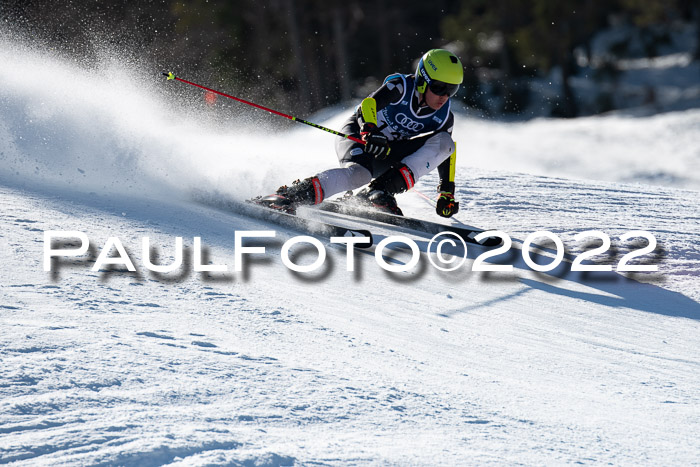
[317,131,455,199]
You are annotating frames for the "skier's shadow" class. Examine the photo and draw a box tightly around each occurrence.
[370,232,700,320]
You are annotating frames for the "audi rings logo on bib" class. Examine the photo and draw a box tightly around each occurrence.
[395,113,424,131]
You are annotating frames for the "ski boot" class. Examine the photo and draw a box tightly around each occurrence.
[252,177,324,214]
[355,187,404,215]
[352,165,416,216]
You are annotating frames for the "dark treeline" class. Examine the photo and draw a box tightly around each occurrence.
[3,0,698,118]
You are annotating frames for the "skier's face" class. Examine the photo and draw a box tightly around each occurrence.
[424,87,449,110]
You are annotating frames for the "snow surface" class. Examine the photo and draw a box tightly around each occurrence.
[1,38,700,465]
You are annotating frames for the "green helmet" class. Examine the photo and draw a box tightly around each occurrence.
[415,49,463,97]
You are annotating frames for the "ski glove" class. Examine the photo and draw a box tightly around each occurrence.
[360,122,389,159]
[436,192,459,218]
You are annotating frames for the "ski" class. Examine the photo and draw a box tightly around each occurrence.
[316,200,502,247]
[194,192,374,247]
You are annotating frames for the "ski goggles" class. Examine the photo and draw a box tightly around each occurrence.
[428,80,460,97]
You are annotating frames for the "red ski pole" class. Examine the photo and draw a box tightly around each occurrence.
[163,72,365,145]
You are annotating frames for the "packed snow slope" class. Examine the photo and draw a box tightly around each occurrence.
[1,38,700,465]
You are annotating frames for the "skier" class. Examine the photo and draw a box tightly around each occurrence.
[260,49,463,218]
